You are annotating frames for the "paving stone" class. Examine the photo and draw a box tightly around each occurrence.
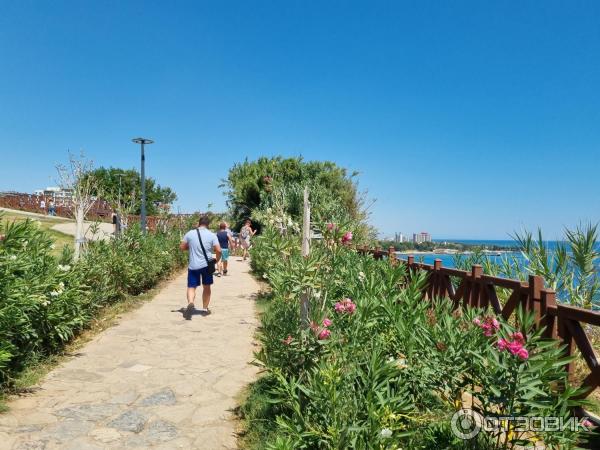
[56,403,121,421]
[62,439,104,450]
[15,424,44,433]
[108,410,148,433]
[90,427,121,443]
[14,439,48,450]
[139,388,176,407]
[57,369,103,382]
[142,419,178,443]
[18,412,58,426]
[126,364,152,373]
[41,420,93,441]
[108,391,138,405]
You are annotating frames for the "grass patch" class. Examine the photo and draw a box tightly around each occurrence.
[1,211,73,256]
[235,284,275,449]
[236,374,280,448]
[0,269,184,413]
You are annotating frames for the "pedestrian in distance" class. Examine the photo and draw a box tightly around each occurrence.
[216,222,235,276]
[40,198,46,214]
[239,219,256,261]
[180,215,221,320]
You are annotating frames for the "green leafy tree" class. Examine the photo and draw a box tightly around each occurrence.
[86,167,177,216]
[223,156,370,233]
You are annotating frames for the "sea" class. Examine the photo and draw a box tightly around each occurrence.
[395,239,600,307]
[395,239,586,269]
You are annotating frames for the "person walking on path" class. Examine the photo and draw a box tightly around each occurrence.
[180,215,221,320]
[40,198,46,214]
[239,219,256,261]
[216,222,235,276]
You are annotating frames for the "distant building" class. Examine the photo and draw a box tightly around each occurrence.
[33,186,74,205]
[413,232,432,244]
[394,232,407,243]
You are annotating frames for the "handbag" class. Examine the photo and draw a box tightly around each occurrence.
[196,228,216,274]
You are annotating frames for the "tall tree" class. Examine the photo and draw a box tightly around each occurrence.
[86,167,177,216]
[56,152,99,260]
[224,156,371,232]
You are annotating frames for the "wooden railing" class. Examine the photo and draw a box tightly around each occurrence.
[358,246,600,428]
[0,193,112,220]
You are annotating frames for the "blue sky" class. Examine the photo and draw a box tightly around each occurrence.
[1,1,599,239]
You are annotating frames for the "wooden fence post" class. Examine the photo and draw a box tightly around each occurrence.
[469,265,483,308]
[528,275,544,325]
[300,187,310,328]
[540,289,557,339]
[432,259,442,298]
[388,246,396,264]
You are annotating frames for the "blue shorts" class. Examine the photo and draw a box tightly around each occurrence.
[187,267,213,288]
[221,248,229,262]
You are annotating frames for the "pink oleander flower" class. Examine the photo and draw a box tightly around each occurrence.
[583,419,594,429]
[516,347,529,360]
[511,332,524,343]
[335,298,356,315]
[327,223,335,231]
[318,328,331,340]
[474,316,500,336]
[282,335,293,345]
[507,340,524,355]
[322,318,333,327]
[341,231,353,244]
[497,338,508,351]
[497,331,529,360]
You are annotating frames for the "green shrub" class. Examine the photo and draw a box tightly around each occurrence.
[0,215,185,388]
[242,227,592,449]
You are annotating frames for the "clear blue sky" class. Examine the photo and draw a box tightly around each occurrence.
[1,1,599,239]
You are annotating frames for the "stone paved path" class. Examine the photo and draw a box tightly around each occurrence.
[0,260,260,449]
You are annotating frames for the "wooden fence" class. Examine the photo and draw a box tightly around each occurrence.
[358,246,600,429]
[0,193,197,231]
[0,193,112,220]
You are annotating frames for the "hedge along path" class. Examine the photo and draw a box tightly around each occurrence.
[0,260,260,449]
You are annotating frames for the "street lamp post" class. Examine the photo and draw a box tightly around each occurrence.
[131,137,154,233]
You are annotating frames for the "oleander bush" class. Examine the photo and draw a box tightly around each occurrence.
[240,226,593,449]
[0,215,186,388]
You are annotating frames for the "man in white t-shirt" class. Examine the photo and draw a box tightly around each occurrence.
[180,215,221,319]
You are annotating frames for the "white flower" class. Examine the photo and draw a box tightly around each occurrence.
[58,264,71,271]
[262,273,268,279]
[10,255,17,261]
[313,291,321,299]
[50,291,60,297]
[42,300,50,306]
[50,244,56,250]
[380,428,393,438]
[358,271,365,281]
[58,282,65,290]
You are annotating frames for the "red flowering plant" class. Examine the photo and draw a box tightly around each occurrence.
[320,220,356,251]
[464,307,589,449]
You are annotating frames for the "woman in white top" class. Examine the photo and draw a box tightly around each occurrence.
[239,219,256,261]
